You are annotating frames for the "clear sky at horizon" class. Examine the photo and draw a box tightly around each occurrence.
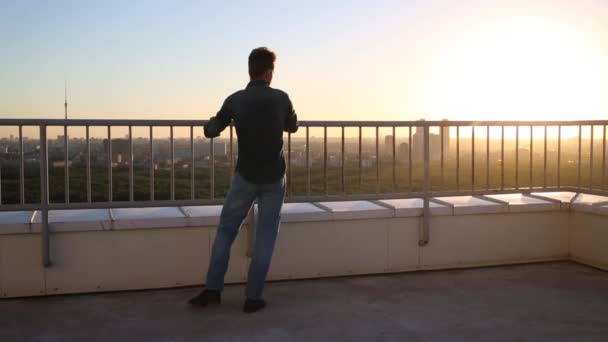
[2,0,608,122]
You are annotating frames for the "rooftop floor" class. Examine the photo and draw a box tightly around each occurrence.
[2,262,608,342]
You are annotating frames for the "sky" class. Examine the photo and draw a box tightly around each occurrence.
[1,0,608,123]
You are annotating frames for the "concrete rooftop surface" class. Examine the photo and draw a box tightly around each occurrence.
[2,262,608,342]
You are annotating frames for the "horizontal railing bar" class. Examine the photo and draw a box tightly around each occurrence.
[48,200,225,210]
[0,201,224,212]
[562,186,608,197]
[2,119,608,127]
[302,121,425,127]
[0,204,42,212]
[0,119,209,126]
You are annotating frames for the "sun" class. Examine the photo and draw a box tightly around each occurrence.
[418,17,608,121]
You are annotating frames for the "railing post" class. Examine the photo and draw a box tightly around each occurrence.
[149,126,155,201]
[210,136,214,200]
[40,125,51,267]
[191,126,195,200]
[324,126,328,196]
[408,126,413,192]
[420,124,430,246]
[170,126,175,201]
[128,125,134,202]
[86,125,91,203]
[229,124,234,183]
[287,132,292,197]
[19,125,25,204]
[306,126,311,197]
[64,125,69,204]
[107,126,112,202]
[342,126,346,195]
[246,204,256,258]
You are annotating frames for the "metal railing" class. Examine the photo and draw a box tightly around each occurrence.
[1,119,608,267]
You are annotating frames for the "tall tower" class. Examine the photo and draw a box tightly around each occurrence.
[64,82,68,120]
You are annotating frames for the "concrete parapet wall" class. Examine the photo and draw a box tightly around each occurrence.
[1,194,607,298]
[570,212,608,271]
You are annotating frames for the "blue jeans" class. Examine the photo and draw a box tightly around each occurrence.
[206,173,285,299]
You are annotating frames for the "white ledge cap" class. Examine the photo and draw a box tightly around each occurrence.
[531,191,578,209]
[181,205,223,226]
[0,211,34,234]
[110,207,187,230]
[571,193,608,214]
[485,194,560,213]
[435,196,507,215]
[280,203,332,222]
[573,193,608,205]
[531,192,577,203]
[31,209,111,232]
[378,199,451,217]
[318,201,392,220]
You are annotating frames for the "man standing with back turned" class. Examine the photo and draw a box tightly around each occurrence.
[189,47,298,313]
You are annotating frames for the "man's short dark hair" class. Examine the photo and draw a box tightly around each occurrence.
[248,47,276,79]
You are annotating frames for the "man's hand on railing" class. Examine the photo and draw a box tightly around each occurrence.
[203,120,220,138]
[203,118,225,138]
[204,97,233,138]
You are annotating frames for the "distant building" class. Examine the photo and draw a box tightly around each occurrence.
[399,142,410,160]
[103,139,130,164]
[412,124,424,162]
[384,135,394,152]
[411,120,450,163]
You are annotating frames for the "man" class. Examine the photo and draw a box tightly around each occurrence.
[188,47,298,313]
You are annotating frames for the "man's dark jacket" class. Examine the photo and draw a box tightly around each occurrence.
[204,80,298,184]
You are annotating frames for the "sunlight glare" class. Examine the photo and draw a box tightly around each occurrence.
[419,18,608,121]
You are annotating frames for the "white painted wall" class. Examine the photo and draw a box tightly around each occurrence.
[0,234,45,297]
[570,212,608,271]
[420,212,569,269]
